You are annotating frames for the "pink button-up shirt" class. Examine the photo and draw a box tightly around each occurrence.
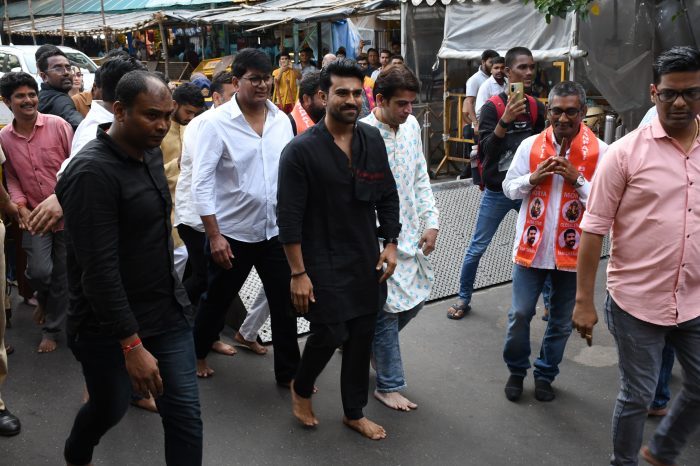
[580,116,700,326]
[0,113,72,209]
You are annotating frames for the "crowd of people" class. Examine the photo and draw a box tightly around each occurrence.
[0,38,697,466]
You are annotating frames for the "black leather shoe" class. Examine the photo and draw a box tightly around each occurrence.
[534,379,556,402]
[504,375,524,402]
[0,409,21,436]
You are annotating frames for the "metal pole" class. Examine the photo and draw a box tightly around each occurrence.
[422,108,431,168]
[28,0,37,45]
[100,0,108,51]
[61,0,65,45]
[158,19,170,78]
[3,0,12,45]
[604,114,615,144]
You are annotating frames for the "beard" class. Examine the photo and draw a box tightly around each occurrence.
[308,105,326,123]
[328,104,359,124]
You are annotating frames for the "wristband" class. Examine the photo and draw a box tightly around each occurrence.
[498,119,510,129]
[383,237,398,247]
[290,270,307,278]
[121,337,142,356]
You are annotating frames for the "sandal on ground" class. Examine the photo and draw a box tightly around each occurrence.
[446,301,471,320]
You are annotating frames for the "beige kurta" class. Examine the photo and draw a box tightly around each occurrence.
[160,120,185,249]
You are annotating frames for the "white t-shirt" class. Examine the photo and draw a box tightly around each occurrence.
[465,67,489,98]
[475,75,508,119]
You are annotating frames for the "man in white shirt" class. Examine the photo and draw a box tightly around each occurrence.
[462,49,499,132]
[26,56,145,234]
[360,65,439,412]
[475,56,507,119]
[501,81,607,402]
[370,49,392,81]
[190,48,300,383]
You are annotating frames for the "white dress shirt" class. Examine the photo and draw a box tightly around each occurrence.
[502,132,607,269]
[57,101,113,179]
[191,96,293,242]
[475,75,508,118]
[174,114,206,232]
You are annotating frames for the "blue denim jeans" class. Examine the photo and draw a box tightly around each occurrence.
[502,264,576,382]
[372,303,423,393]
[605,294,700,466]
[64,324,202,466]
[652,342,675,410]
[458,189,521,302]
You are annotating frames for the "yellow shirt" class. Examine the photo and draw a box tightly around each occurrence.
[160,120,185,248]
[272,68,298,107]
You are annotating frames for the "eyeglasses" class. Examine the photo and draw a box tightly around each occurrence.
[548,107,583,117]
[654,87,700,103]
[241,75,272,87]
[47,64,73,73]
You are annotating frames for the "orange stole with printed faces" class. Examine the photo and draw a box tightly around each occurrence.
[515,124,599,271]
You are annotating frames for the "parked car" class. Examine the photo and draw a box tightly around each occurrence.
[0,45,98,126]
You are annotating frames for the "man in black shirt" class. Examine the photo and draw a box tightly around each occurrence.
[447,47,546,320]
[37,48,83,131]
[56,71,202,466]
[278,60,400,440]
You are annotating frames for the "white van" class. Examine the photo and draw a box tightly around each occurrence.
[0,45,98,126]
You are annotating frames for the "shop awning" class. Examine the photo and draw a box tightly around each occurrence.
[1,0,239,18]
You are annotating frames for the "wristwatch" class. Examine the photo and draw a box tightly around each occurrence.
[573,174,585,188]
[383,237,398,247]
[498,119,510,129]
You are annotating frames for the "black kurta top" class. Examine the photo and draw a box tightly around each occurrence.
[277,119,401,324]
[55,130,192,341]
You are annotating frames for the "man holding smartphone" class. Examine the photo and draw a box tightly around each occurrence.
[447,47,546,320]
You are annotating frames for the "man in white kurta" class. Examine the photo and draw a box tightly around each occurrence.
[360,64,439,411]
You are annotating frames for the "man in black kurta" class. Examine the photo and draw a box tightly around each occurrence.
[277,60,400,440]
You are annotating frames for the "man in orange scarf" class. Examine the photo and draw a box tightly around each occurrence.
[501,81,607,402]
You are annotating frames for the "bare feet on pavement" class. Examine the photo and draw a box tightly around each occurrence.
[290,380,318,427]
[211,340,237,356]
[343,416,387,440]
[37,336,57,353]
[234,331,268,355]
[196,359,214,378]
[32,303,45,326]
[373,390,418,411]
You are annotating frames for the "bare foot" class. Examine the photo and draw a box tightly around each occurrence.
[32,303,45,325]
[132,397,158,413]
[82,386,89,404]
[211,340,237,356]
[373,390,418,411]
[343,416,387,440]
[234,332,268,355]
[290,380,318,427]
[37,337,57,353]
[196,359,214,378]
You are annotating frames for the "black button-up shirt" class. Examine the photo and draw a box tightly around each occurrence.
[55,130,192,340]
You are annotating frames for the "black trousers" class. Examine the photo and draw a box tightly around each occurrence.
[193,235,300,384]
[176,225,207,306]
[294,312,377,420]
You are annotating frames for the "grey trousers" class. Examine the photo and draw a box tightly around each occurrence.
[22,230,67,339]
[605,294,700,466]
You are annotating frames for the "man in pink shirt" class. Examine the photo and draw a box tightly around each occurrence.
[573,46,700,466]
[0,72,72,353]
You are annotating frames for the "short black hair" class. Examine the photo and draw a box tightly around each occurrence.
[211,71,234,96]
[232,48,272,78]
[93,67,102,88]
[356,53,368,62]
[103,49,130,60]
[505,47,533,69]
[115,70,169,109]
[319,59,364,93]
[380,49,391,56]
[390,54,404,62]
[481,49,499,62]
[653,46,700,85]
[299,70,321,102]
[301,47,313,54]
[367,48,377,54]
[336,47,347,55]
[0,71,39,101]
[35,44,60,61]
[564,228,577,237]
[173,82,206,108]
[527,225,537,234]
[37,48,68,73]
[153,71,170,84]
[374,65,419,101]
[492,56,505,66]
[278,50,290,59]
[100,55,146,102]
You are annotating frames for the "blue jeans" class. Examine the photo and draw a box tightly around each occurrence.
[458,189,521,302]
[652,342,675,410]
[542,276,552,310]
[502,264,576,382]
[372,303,423,392]
[64,324,202,466]
[605,294,700,466]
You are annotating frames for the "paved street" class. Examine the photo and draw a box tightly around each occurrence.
[2,261,698,466]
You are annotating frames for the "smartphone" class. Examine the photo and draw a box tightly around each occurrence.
[509,82,524,103]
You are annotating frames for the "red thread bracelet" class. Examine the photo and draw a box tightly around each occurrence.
[122,337,142,356]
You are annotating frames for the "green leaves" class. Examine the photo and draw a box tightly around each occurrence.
[522,0,595,23]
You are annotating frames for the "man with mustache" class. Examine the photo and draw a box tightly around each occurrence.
[502,80,606,402]
[36,48,83,131]
[56,70,202,466]
[573,45,700,466]
[278,59,400,439]
[475,56,508,119]
[0,72,72,354]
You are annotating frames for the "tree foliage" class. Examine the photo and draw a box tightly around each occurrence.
[522,0,595,23]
